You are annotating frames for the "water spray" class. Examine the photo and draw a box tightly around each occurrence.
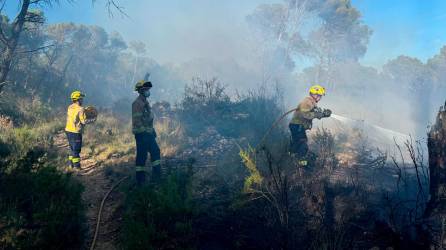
[330,113,411,141]
[257,109,411,150]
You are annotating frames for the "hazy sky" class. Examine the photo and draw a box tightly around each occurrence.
[4,0,446,67]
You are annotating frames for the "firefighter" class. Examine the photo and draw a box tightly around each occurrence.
[289,85,331,166]
[65,90,88,169]
[132,80,161,185]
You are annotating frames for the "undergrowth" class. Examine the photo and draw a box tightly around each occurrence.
[0,117,86,249]
[121,169,196,250]
[0,150,85,250]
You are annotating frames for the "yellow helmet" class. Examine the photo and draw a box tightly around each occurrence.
[309,85,326,96]
[134,80,152,91]
[71,90,85,101]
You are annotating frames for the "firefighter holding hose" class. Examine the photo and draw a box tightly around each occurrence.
[289,85,331,166]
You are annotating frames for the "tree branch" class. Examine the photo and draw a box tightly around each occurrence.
[93,0,128,18]
[17,43,55,54]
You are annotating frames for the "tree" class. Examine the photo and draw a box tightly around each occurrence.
[0,0,44,93]
[0,0,126,94]
[424,101,446,248]
[247,0,371,87]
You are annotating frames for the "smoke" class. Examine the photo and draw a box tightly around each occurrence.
[90,0,444,140]
[90,0,287,94]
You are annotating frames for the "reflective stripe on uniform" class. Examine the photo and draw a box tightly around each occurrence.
[135,166,147,172]
[151,160,161,167]
[69,156,73,160]
[298,160,308,166]
[72,157,81,163]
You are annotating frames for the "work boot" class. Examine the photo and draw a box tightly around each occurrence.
[289,152,309,167]
[68,156,74,168]
[136,171,146,186]
[298,159,308,167]
[72,157,81,169]
[305,151,317,166]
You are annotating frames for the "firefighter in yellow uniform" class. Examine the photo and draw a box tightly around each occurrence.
[289,85,331,166]
[65,91,87,169]
[132,80,161,185]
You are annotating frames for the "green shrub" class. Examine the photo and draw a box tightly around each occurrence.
[121,170,196,250]
[0,121,63,159]
[0,149,86,249]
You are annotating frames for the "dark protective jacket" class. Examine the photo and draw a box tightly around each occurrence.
[290,96,319,130]
[132,95,154,134]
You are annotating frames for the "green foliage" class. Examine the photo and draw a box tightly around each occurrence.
[0,150,85,249]
[0,118,85,249]
[121,170,196,250]
[239,146,263,193]
[0,120,63,163]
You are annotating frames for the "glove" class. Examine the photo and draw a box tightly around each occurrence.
[314,112,324,119]
[322,109,332,118]
[85,118,96,124]
[313,107,324,119]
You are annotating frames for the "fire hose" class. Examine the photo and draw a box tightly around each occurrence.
[90,107,308,249]
[90,176,129,250]
[257,108,298,149]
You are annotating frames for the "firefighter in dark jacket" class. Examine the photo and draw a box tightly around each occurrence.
[132,80,161,185]
[289,85,331,166]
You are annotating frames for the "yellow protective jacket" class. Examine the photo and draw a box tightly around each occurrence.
[132,95,154,134]
[290,96,318,129]
[65,103,86,133]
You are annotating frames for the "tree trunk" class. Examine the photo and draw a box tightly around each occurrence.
[424,100,446,249]
[0,0,31,93]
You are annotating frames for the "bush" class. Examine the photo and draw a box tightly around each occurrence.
[0,94,57,126]
[0,150,86,249]
[178,77,284,143]
[121,169,196,250]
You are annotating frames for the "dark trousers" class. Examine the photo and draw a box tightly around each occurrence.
[66,132,82,168]
[289,124,308,157]
[135,132,161,184]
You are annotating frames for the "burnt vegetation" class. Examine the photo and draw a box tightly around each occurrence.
[117,79,442,249]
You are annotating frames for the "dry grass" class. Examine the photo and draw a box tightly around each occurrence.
[81,113,186,163]
[154,117,186,157]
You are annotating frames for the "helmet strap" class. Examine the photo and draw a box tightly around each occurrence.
[310,94,321,102]
[73,99,83,104]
